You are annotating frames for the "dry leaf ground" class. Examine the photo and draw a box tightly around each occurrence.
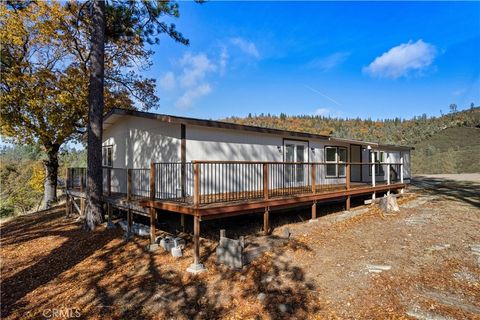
[1,176,479,319]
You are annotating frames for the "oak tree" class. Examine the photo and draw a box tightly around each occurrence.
[1,0,170,211]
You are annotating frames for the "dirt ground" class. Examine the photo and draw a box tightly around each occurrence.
[1,176,479,319]
[414,173,480,183]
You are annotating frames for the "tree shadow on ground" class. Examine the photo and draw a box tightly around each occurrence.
[1,205,323,319]
[411,176,480,208]
[0,209,121,318]
[211,235,322,319]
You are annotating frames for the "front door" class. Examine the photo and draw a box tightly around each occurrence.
[284,140,308,184]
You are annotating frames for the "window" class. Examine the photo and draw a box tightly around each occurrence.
[369,151,385,176]
[338,148,347,177]
[325,146,348,178]
[284,140,308,183]
[102,146,113,167]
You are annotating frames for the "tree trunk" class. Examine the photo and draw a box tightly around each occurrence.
[85,0,106,231]
[41,144,60,210]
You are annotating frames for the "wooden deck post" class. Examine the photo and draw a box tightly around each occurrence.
[149,207,156,245]
[127,208,133,236]
[371,151,376,200]
[180,214,185,231]
[193,215,200,264]
[311,164,316,193]
[386,157,391,196]
[263,207,270,235]
[400,155,405,194]
[149,163,157,246]
[263,163,269,200]
[346,163,351,190]
[181,124,186,198]
[311,201,317,220]
[65,168,70,217]
[106,203,115,229]
[193,162,200,206]
[346,162,351,210]
[79,168,86,215]
[126,169,132,237]
[150,162,155,200]
[186,214,205,273]
[127,169,132,201]
[107,167,111,196]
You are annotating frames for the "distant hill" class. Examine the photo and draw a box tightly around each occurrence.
[412,127,480,174]
[224,107,480,174]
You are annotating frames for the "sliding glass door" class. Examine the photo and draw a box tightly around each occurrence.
[284,140,308,184]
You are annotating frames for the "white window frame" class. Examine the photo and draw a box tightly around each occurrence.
[325,146,347,178]
[102,145,113,167]
[284,140,308,184]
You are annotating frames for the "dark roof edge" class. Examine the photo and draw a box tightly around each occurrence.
[105,108,331,140]
[104,108,414,150]
[378,143,415,151]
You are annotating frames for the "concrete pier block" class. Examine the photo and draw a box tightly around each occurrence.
[186,263,206,274]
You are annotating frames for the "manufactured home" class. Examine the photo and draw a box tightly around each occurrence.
[66,108,412,272]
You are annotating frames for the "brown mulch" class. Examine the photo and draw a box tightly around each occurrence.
[1,188,479,319]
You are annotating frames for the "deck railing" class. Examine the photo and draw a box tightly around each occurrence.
[66,161,404,206]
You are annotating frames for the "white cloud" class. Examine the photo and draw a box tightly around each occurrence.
[230,37,260,59]
[176,83,212,109]
[159,72,176,91]
[314,108,330,116]
[452,88,467,96]
[363,40,437,79]
[159,36,261,109]
[179,53,217,87]
[219,47,229,74]
[309,52,350,71]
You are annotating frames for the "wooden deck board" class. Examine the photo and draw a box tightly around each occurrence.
[67,181,403,220]
[140,182,404,219]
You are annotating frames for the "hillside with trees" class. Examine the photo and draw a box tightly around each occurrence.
[412,127,480,174]
[0,146,85,218]
[224,106,480,174]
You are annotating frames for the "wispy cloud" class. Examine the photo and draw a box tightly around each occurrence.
[160,37,259,109]
[219,47,229,75]
[158,52,226,109]
[314,108,330,116]
[176,83,212,109]
[159,72,176,91]
[304,85,342,106]
[230,37,260,59]
[178,53,217,88]
[309,52,350,71]
[452,88,467,96]
[363,40,437,79]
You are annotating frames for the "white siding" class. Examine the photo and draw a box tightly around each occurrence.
[103,116,181,168]
[186,125,283,162]
[102,117,128,168]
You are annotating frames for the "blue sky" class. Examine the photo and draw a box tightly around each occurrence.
[146,1,480,120]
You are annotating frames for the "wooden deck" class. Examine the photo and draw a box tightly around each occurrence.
[65,161,407,271]
[67,181,397,219]
[139,181,399,219]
